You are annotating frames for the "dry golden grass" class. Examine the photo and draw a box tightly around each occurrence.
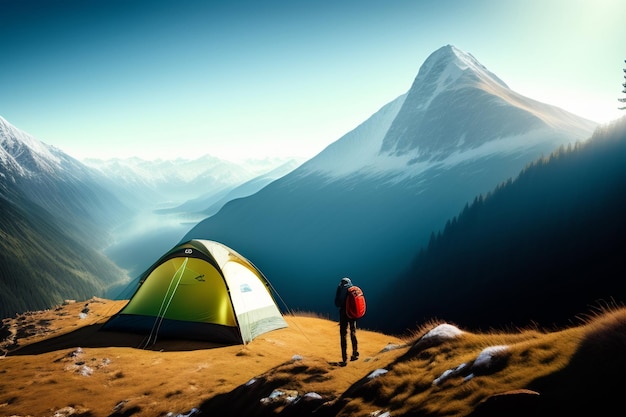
[1,298,625,417]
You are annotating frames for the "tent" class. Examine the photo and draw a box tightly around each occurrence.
[103,239,287,344]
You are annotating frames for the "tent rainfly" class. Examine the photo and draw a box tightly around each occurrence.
[103,239,287,344]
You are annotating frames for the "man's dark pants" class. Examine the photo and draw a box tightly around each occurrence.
[339,310,358,362]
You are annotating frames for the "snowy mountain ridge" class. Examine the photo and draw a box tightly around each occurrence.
[298,45,595,182]
[83,154,303,210]
[296,93,408,179]
[0,116,63,178]
[83,155,300,183]
[410,44,509,110]
[0,114,130,228]
[85,156,242,185]
[0,115,299,195]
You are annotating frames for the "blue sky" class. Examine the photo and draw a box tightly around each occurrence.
[1,0,624,161]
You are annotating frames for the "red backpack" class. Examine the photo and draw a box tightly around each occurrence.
[345,285,366,319]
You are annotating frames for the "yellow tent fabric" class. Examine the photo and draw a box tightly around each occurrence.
[103,239,287,344]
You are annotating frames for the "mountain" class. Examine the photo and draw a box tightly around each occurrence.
[170,159,303,217]
[0,116,129,317]
[0,117,130,243]
[82,156,298,210]
[182,45,597,332]
[385,115,626,334]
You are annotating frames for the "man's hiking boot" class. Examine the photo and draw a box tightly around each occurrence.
[350,353,359,361]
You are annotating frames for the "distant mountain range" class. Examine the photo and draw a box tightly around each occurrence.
[82,155,300,211]
[182,45,598,330]
[159,159,303,217]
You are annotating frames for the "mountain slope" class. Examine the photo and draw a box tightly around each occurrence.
[182,45,597,332]
[0,116,129,317]
[0,116,130,245]
[0,192,127,317]
[385,115,626,334]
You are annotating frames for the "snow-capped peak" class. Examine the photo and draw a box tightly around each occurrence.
[406,44,508,112]
[0,115,62,175]
[424,45,507,87]
[296,45,596,181]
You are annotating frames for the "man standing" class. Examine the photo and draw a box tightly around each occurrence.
[334,277,359,366]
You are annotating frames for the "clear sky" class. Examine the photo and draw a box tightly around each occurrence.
[1,0,624,162]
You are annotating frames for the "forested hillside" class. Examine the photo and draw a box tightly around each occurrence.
[0,190,127,317]
[0,117,130,318]
[385,116,626,334]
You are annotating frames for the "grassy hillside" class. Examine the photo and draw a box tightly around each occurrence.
[1,298,625,416]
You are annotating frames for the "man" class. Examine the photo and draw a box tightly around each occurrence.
[334,277,359,366]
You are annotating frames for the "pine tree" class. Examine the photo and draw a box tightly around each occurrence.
[617,59,626,110]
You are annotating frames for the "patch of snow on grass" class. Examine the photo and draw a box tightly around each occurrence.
[433,362,468,386]
[304,392,322,400]
[474,345,509,368]
[432,345,510,385]
[368,368,388,379]
[423,323,463,340]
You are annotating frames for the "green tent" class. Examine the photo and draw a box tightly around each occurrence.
[103,239,287,344]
